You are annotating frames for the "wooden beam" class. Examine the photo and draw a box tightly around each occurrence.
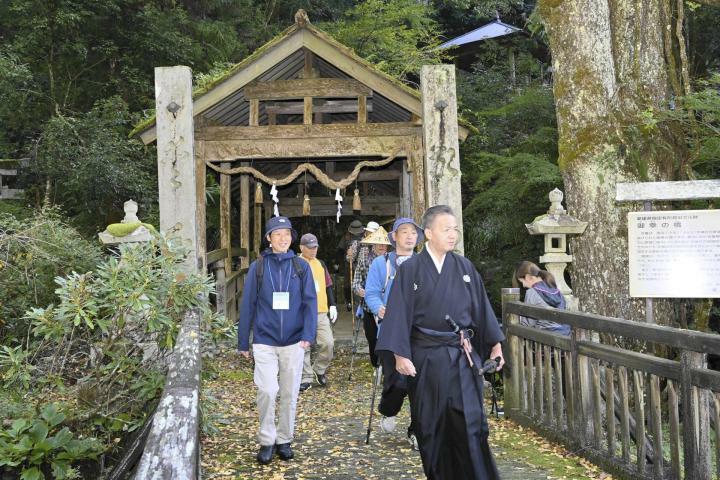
[0,169,17,176]
[244,78,372,101]
[220,162,232,275]
[409,136,426,224]
[266,195,399,218]
[304,49,314,78]
[195,123,421,141]
[358,96,367,124]
[156,66,202,273]
[265,99,373,115]
[204,135,414,161]
[0,188,24,200]
[291,169,401,184]
[421,65,463,253]
[249,99,259,126]
[254,201,262,257]
[240,168,250,269]
[616,180,720,202]
[303,97,312,125]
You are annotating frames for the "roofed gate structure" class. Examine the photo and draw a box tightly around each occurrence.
[134,10,467,319]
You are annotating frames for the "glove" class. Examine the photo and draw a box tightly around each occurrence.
[328,305,338,323]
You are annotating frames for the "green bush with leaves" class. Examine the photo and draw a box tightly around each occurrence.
[0,233,234,477]
[0,404,102,480]
[0,208,102,342]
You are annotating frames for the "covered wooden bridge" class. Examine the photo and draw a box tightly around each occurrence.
[132,10,467,322]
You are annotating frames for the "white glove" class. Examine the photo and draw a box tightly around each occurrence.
[328,306,338,323]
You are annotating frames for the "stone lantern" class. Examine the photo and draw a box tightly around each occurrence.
[98,200,154,245]
[525,188,587,310]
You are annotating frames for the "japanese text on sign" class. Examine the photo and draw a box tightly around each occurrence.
[628,209,720,298]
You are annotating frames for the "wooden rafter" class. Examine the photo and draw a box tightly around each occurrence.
[244,78,372,101]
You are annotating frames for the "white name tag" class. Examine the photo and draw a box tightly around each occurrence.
[314,280,320,292]
[273,292,290,310]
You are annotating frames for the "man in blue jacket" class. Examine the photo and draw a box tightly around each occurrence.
[364,217,423,450]
[238,216,317,465]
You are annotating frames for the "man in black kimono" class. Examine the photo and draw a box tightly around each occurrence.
[376,205,505,480]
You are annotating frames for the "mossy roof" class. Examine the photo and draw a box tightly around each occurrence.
[130,13,471,141]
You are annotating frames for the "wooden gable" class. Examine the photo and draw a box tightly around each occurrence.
[133,11,468,144]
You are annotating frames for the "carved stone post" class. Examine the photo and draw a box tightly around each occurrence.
[155,66,202,273]
[421,65,464,253]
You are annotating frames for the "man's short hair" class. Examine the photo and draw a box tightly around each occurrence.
[422,205,455,230]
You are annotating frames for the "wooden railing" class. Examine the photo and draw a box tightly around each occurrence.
[0,158,26,200]
[134,308,202,480]
[501,288,720,480]
[206,247,248,321]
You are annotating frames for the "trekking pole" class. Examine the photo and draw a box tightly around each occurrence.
[365,364,383,444]
[348,309,362,381]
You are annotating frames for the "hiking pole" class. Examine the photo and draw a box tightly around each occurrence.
[348,308,362,381]
[365,364,383,444]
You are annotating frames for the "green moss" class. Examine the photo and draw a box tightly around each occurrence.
[105,222,156,237]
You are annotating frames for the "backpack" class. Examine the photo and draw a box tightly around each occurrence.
[255,253,306,295]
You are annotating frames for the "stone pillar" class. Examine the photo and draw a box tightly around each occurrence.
[155,66,202,273]
[421,65,464,253]
[525,189,588,310]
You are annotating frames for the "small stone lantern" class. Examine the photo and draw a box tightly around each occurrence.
[98,200,154,245]
[525,189,587,310]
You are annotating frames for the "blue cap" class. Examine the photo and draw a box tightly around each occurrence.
[264,216,298,241]
[389,217,423,246]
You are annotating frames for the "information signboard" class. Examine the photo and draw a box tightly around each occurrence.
[628,209,720,298]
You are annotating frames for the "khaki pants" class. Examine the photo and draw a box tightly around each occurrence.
[301,313,334,383]
[253,342,305,446]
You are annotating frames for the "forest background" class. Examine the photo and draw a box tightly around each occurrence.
[1,1,719,478]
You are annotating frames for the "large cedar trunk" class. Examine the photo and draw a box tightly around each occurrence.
[539,0,683,323]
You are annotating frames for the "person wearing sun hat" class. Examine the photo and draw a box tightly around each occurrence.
[238,216,318,465]
[364,217,423,449]
[351,226,391,366]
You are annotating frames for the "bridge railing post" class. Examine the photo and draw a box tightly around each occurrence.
[681,350,711,480]
[501,288,521,418]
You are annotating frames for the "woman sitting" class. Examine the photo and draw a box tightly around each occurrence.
[515,261,570,336]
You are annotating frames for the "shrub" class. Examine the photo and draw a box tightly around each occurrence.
[0,233,234,477]
[0,208,102,342]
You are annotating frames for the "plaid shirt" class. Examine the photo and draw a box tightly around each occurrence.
[352,245,380,312]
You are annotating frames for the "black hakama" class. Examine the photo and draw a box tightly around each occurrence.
[376,249,505,480]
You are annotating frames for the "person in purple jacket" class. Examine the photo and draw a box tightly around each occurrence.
[238,216,317,465]
[515,261,570,335]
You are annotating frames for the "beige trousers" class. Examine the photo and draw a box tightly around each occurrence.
[253,342,305,446]
[301,313,334,383]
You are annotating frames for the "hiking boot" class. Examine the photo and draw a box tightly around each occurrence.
[407,431,419,451]
[256,445,275,465]
[276,442,294,461]
[379,415,396,433]
[315,372,327,387]
[299,382,312,392]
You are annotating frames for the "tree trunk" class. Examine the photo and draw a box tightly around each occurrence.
[539,0,683,323]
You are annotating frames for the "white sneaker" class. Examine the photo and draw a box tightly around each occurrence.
[407,432,419,451]
[379,415,397,433]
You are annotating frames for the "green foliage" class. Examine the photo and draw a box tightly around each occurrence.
[463,152,562,306]
[0,403,101,480]
[637,73,720,180]
[0,50,38,155]
[31,97,156,232]
[0,208,102,342]
[0,233,233,476]
[321,0,446,82]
